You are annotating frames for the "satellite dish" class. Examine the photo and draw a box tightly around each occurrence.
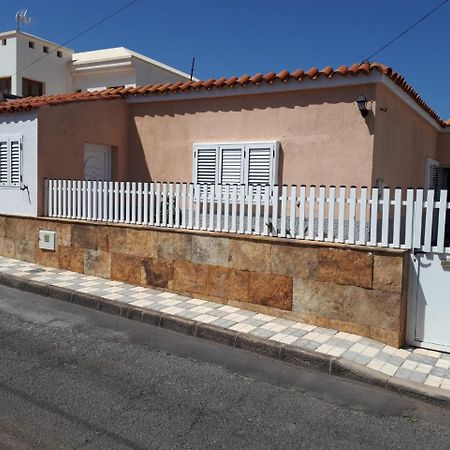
[16,9,32,31]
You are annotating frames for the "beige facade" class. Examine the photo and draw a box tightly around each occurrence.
[22,74,449,211]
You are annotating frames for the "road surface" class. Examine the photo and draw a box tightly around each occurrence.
[0,285,449,449]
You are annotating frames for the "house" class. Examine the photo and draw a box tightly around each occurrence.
[0,61,449,351]
[0,61,449,217]
[0,30,193,97]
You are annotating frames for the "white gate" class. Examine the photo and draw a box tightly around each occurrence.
[408,252,450,353]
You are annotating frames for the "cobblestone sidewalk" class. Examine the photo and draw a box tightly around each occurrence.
[0,255,449,394]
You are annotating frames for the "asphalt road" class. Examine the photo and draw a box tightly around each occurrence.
[0,285,449,450]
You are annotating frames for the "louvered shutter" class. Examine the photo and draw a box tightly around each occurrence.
[425,158,440,201]
[245,143,278,187]
[9,138,21,186]
[219,145,244,185]
[0,140,8,186]
[194,146,218,184]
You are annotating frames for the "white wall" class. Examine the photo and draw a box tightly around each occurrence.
[73,66,137,91]
[15,33,73,95]
[0,36,17,92]
[134,58,190,85]
[0,111,38,217]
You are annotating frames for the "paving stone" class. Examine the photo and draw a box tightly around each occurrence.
[387,355,406,367]
[409,354,439,365]
[353,354,372,366]
[394,368,413,380]
[408,372,428,383]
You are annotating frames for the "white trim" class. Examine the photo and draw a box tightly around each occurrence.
[127,72,383,104]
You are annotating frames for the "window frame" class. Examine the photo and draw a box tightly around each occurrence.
[22,77,45,97]
[192,141,279,187]
[0,135,23,189]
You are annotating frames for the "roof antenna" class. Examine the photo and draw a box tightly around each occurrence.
[189,57,196,81]
[16,9,32,32]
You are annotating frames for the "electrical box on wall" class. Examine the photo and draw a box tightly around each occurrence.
[39,230,56,251]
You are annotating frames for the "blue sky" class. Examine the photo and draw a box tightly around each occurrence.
[2,0,449,119]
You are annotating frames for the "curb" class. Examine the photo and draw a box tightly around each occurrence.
[1,272,449,407]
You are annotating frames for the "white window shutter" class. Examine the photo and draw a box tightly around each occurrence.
[0,140,8,186]
[193,145,218,184]
[245,142,278,186]
[9,138,21,187]
[219,145,244,185]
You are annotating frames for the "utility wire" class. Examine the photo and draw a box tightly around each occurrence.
[14,0,140,77]
[364,0,449,61]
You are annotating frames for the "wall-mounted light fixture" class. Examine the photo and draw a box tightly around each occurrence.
[356,95,369,117]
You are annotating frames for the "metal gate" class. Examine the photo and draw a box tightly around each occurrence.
[407,252,450,353]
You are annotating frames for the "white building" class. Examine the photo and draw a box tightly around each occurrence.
[0,30,194,97]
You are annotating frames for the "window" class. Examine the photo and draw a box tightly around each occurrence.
[56,50,62,58]
[193,141,279,187]
[28,41,35,49]
[0,77,12,95]
[22,78,44,97]
[43,45,49,53]
[0,136,22,187]
[1,39,6,46]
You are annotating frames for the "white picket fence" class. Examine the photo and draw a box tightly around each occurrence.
[44,179,450,254]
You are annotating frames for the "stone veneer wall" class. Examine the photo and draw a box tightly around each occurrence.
[0,215,409,347]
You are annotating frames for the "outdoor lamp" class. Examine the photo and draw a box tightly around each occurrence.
[356,95,369,117]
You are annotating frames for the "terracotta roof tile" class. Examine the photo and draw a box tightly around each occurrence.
[0,62,447,127]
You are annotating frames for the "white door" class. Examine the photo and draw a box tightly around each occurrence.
[408,252,450,353]
[84,144,111,181]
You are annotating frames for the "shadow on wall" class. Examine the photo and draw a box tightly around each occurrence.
[127,85,376,183]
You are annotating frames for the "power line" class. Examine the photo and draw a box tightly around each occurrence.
[364,0,449,61]
[14,0,140,77]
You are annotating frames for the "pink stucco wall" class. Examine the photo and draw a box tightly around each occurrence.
[34,79,449,211]
[127,85,376,187]
[37,99,129,213]
[372,83,440,188]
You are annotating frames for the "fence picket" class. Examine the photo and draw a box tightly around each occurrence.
[188,184,194,229]
[168,183,174,228]
[357,187,368,245]
[238,185,245,234]
[162,183,168,227]
[194,184,201,230]
[289,186,297,239]
[298,186,306,239]
[181,183,187,229]
[231,185,238,233]
[326,186,335,242]
[317,186,325,241]
[223,185,230,232]
[216,185,223,232]
[369,188,378,245]
[392,188,402,248]
[149,183,155,226]
[423,189,434,252]
[262,187,270,236]
[347,187,356,244]
[337,186,346,243]
[246,186,254,234]
[42,180,450,255]
[254,185,262,235]
[143,183,149,225]
[280,185,288,238]
[208,184,215,231]
[413,189,423,249]
[137,182,143,225]
[403,189,414,249]
[155,183,161,226]
[436,190,448,253]
[174,183,180,228]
